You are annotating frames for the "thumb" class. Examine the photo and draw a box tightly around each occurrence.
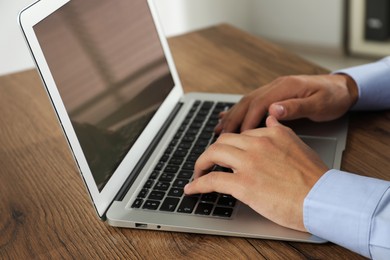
[265,115,281,127]
[269,98,313,121]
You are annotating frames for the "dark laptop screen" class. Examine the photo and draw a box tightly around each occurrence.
[34,0,175,191]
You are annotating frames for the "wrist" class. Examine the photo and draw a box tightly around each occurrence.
[338,74,359,107]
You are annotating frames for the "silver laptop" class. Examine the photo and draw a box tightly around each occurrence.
[19,0,348,243]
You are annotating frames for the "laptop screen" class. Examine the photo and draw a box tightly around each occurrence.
[34,0,175,191]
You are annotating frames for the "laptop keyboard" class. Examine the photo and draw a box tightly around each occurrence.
[131,100,237,218]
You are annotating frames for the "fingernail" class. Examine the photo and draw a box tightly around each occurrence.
[273,104,285,117]
[184,184,190,194]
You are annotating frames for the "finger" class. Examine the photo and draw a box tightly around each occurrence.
[239,81,305,131]
[184,171,238,196]
[219,111,228,118]
[218,101,250,133]
[269,96,318,121]
[240,103,268,132]
[268,104,286,119]
[214,111,228,134]
[215,133,256,150]
[214,123,224,134]
[239,116,283,137]
[265,115,281,128]
[194,142,244,179]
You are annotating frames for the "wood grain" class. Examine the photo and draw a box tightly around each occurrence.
[168,24,329,94]
[1,24,386,259]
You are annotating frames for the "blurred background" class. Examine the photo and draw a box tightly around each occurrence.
[1,0,389,76]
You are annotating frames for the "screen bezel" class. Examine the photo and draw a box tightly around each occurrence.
[19,0,184,218]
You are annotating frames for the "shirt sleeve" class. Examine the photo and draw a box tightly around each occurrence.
[336,56,390,111]
[304,169,390,259]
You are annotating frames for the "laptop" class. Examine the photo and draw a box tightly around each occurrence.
[19,0,348,243]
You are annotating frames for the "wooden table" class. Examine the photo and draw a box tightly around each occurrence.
[1,24,388,259]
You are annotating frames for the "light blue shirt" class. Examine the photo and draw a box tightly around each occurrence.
[304,56,390,259]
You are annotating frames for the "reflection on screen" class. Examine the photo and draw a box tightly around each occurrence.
[34,0,175,191]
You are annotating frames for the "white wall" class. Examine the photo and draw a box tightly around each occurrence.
[0,0,345,76]
[0,0,35,76]
[250,0,344,50]
[154,0,252,37]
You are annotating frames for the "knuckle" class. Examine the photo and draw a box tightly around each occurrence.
[208,172,222,191]
[253,136,272,148]
[279,75,303,86]
[216,133,233,144]
[271,124,293,137]
[207,142,220,154]
[240,95,251,105]
[271,125,284,135]
[273,76,286,84]
[194,157,203,169]
[276,75,292,84]
[248,101,266,115]
[241,129,254,136]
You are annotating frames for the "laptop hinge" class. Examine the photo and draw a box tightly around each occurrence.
[111,102,184,204]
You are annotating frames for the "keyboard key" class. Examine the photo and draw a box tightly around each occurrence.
[160,197,180,212]
[182,163,194,171]
[149,171,160,180]
[173,150,187,158]
[174,131,183,139]
[206,119,219,127]
[169,139,178,146]
[199,132,212,140]
[143,200,160,210]
[209,112,220,120]
[186,155,199,163]
[182,135,195,142]
[201,101,213,109]
[213,207,233,217]
[168,188,184,197]
[177,170,192,180]
[178,142,192,149]
[131,198,144,209]
[186,128,199,135]
[155,162,164,171]
[173,179,189,188]
[143,179,154,189]
[200,193,218,203]
[160,155,169,162]
[154,182,170,191]
[169,157,183,165]
[191,147,205,155]
[195,203,213,215]
[165,146,174,155]
[159,173,175,182]
[193,115,207,123]
[137,188,149,198]
[182,118,191,125]
[190,122,203,129]
[195,139,209,148]
[178,125,187,132]
[217,196,236,207]
[177,196,199,214]
[198,110,209,117]
[164,165,179,173]
[148,191,165,201]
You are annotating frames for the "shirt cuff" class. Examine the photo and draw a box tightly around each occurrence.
[335,56,390,111]
[304,169,390,258]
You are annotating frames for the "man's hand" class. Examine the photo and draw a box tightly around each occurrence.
[185,116,329,232]
[215,74,358,133]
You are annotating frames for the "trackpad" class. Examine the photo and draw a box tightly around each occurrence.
[300,136,337,168]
